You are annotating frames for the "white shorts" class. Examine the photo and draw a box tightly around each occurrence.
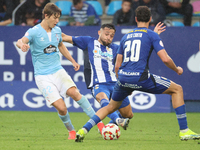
[35,69,76,105]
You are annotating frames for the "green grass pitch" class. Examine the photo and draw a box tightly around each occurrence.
[0,111,200,150]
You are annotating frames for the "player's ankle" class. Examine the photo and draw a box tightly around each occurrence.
[180,128,189,133]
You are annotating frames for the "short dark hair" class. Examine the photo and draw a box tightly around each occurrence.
[100,24,116,32]
[73,0,82,6]
[122,0,132,4]
[135,6,151,22]
[42,3,61,19]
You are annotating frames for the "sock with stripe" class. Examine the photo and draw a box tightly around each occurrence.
[175,104,188,130]
[109,110,123,124]
[100,99,119,123]
[83,115,101,132]
[58,111,75,131]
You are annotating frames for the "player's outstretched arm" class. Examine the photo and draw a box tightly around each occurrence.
[58,42,80,71]
[154,22,166,35]
[62,33,73,44]
[16,37,30,52]
[157,49,183,75]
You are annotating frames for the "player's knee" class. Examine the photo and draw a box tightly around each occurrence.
[107,104,118,114]
[176,84,183,94]
[67,87,82,101]
[58,107,67,115]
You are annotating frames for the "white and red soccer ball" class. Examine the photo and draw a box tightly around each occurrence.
[102,123,120,140]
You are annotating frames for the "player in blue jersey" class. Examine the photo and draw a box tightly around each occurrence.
[62,23,165,132]
[75,6,200,142]
[15,3,104,140]
[62,24,133,130]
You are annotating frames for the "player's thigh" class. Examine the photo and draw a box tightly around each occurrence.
[95,92,109,103]
[54,69,78,99]
[35,75,62,106]
[162,80,183,95]
[66,86,82,101]
[112,82,131,102]
[92,83,113,102]
[107,99,123,113]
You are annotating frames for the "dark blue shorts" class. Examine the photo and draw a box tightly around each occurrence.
[91,82,130,109]
[112,74,171,102]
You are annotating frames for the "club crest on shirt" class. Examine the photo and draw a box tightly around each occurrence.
[106,46,111,52]
[94,84,99,89]
[25,32,29,36]
[56,34,59,42]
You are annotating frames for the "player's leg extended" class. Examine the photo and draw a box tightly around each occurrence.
[96,92,124,127]
[58,69,98,119]
[35,74,76,139]
[75,100,122,142]
[93,83,129,128]
[52,99,76,139]
[67,86,104,133]
[163,81,200,140]
[118,96,133,119]
[118,104,133,119]
[116,97,133,130]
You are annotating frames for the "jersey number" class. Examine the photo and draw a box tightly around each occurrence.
[124,40,141,62]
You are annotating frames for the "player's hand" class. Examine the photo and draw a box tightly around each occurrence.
[21,44,30,52]
[72,62,80,71]
[176,66,183,75]
[154,22,166,35]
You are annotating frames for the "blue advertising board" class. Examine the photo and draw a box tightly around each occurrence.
[0,26,199,112]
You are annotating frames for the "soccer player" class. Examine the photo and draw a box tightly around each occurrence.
[62,24,133,130]
[75,6,200,142]
[62,23,165,131]
[16,3,104,140]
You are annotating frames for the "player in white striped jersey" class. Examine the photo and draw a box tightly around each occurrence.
[62,24,133,129]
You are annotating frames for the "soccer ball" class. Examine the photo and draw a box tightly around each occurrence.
[102,123,120,140]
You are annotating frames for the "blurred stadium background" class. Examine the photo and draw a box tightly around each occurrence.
[1,0,200,113]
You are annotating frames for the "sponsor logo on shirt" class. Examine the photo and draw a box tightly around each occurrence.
[44,45,57,54]
[119,70,140,76]
[117,80,142,89]
[93,49,113,61]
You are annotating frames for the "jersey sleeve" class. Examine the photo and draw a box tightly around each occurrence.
[24,27,37,44]
[72,36,92,50]
[151,32,165,53]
